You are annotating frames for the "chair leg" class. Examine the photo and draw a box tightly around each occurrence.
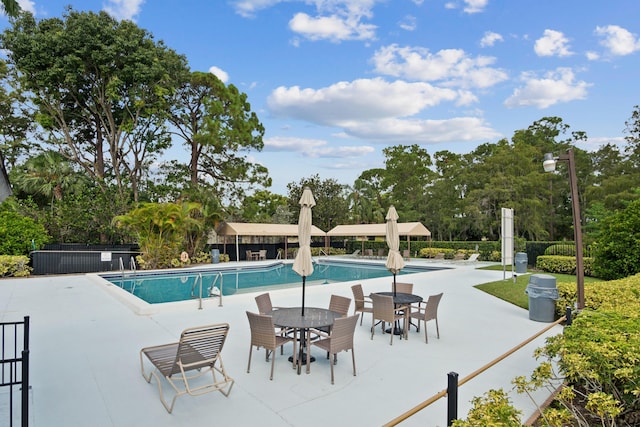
[351,348,356,377]
[403,316,408,340]
[435,318,440,339]
[371,318,375,340]
[247,345,253,373]
[330,352,335,384]
[424,320,429,343]
[270,350,275,380]
[292,332,298,369]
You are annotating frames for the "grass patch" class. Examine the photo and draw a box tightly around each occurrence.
[474,266,600,309]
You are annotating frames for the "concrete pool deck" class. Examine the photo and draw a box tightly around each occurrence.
[0,258,562,426]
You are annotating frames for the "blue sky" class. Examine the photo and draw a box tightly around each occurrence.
[4,1,640,195]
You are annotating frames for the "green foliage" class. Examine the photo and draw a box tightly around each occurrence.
[1,8,189,206]
[556,273,640,314]
[0,255,32,277]
[536,255,594,277]
[516,274,640,426]
[592,198,640,280]
[0,209,50,255]
[167,72,268,201]
[287,175,350,231]
[113,202,203,269]
[450,389,523,427]
[419,247,456,258]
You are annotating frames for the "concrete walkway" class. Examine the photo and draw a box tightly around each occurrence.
[0,259,562,426]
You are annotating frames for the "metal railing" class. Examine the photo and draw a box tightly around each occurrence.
[191,272,224,309]
[1,316,30,427]
[383,310,571,426]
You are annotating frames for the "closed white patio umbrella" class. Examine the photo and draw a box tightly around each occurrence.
[292,187,315,316]
[385,206,405,296]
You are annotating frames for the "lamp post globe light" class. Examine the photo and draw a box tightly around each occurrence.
[543,149,585,310]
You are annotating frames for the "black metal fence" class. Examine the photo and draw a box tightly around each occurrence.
[1,316,29,427]
[31,244,139,275]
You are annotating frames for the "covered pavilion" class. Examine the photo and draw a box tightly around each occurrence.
[214,222,326,261]
[326,222,431,254]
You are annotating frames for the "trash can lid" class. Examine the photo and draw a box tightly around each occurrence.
[528,273,557,288]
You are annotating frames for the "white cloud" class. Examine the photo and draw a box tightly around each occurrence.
[371,44,508,89]
[17,0,35,14]
[480,31,503,47]
[264,136,375,158]
[463,0,488,14]
[267,78,458,124]
[231,0,285,18]
[266,78,499,143]
[345,117,501,143]
[209,66,229,83]
[585,51,600,61]
[399,15,417,31]
[595,25,640,56]
[289,12,376,41]
[504,68,590,109]
[103,0,145,21]
[534,29,573,57]
[234,0,379,42]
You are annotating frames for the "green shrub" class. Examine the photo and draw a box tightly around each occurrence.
[536,255,594,277]
[450,389,523,427]
[0,210,50,255]
[592,198,640,280]
[556,273,640,315]
[515,274,640,426]
[419,247,454,258]
[0,255,32,277]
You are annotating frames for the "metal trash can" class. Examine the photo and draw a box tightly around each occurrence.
[515,252,528,274]
[525,274,558,322]
[211,249,220,264]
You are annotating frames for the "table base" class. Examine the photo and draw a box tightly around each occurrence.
[289,354,316,365]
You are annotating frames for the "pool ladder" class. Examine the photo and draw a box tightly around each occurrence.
[119,256,137,278]
[191,272,223,309]
[119,256,138,292]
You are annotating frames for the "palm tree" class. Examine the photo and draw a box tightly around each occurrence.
[11,151,84,212]
[1,0,20,17]
[113,202,204,269]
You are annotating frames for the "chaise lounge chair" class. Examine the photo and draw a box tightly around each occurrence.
[140,323,234,413]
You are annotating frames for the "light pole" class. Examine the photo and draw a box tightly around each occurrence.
[543,149,585,309]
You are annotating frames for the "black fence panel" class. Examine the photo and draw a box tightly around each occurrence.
[31,244,140,275]
[1,316,29,427]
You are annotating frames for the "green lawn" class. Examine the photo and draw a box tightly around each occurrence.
[474,265,600,309]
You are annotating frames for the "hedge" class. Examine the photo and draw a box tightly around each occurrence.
[536,255,594,277]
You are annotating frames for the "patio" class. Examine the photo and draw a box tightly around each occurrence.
[0,259,562,426]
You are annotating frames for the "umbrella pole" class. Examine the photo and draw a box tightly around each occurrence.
[393,273,397,296]
[302,276,306,316]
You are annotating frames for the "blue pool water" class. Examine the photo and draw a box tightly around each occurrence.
[101,260,444,304]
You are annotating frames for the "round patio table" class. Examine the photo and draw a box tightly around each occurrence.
[270,307,341,374]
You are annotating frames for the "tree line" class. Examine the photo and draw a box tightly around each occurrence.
[1,8,640,263]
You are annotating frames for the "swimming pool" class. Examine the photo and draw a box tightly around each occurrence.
[100,260,444,304]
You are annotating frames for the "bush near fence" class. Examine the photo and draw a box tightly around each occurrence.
[0,255,32,277]
[344,240,502,261]
[457,274,640,425]
[536,255,594,277]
